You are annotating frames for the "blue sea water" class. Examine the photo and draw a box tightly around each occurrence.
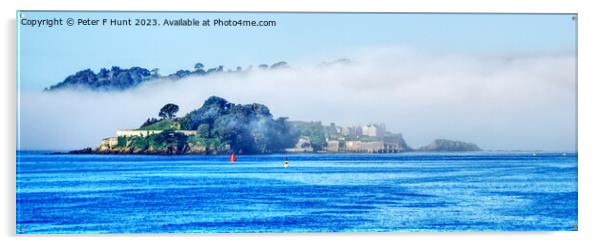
[16,151,577,234]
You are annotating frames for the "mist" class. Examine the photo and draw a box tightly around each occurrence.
[18,47,576,152]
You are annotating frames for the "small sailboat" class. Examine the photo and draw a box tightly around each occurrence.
[229,153,237,163]
[284,157,289,168]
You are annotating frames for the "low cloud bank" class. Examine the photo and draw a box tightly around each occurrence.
[18,47,576,151]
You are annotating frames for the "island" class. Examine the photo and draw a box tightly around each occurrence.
[69,96,482,155]
[418,139,481,152]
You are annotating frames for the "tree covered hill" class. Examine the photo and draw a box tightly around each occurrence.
[99,96,299,154]
[45,66,156,91]
[45,61,290,91]
[177,96,298,154]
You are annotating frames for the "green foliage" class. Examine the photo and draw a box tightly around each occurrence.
[187,135,225,149]
[196,123,211,138]
[46,66,153,91]
[114,130,190,154]
[146,130,189,154]
[140,118,160,128]
[130,136,149,150]
[140,119,180,130]
[127,96,303,154]
[179,96,230,131]
[116,136,127,148]
[179,96,297,154]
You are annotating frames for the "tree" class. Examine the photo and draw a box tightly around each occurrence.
[194,63,205,71]
[173,70,191,78]
[159,103,179,120]
[98,68,110,78]
[46,66,153,91]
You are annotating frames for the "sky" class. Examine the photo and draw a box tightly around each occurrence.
[17,11,577,151]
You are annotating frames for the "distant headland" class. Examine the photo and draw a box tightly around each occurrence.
[69,96,481,155]
[43,61,292,92]
[43,59,354,92]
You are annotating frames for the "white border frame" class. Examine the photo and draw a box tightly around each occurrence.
[2,0,601,244]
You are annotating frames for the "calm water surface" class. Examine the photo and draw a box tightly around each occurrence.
[16,151,577,233]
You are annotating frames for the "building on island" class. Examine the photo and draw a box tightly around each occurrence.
[325,140,342,152]
[341,126,362,138]
[99,129,198,151]
[98,123,410,154]
[361,123,385,137]
[99,137,119,151]
[321,123,410,153]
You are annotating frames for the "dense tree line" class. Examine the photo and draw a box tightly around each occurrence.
[45,66,155,91]
[129,96,298,154]
[178,96,298,154]
[45,61,290,91]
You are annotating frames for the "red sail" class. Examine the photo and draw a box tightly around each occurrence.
[229,153,236,162]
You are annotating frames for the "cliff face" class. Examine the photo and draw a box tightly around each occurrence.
[418,139,481,152]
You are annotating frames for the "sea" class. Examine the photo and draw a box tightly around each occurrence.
[16,151,578,234]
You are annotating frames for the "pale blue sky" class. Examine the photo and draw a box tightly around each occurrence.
[17,11,576,91]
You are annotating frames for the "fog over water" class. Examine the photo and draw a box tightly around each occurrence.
[18,48,576,151]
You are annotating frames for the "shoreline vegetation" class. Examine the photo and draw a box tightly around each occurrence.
[67,96,481,155]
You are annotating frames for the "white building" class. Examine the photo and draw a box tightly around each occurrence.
[361,124,385,137]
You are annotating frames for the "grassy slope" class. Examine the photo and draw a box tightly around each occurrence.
[139,119,181,130]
